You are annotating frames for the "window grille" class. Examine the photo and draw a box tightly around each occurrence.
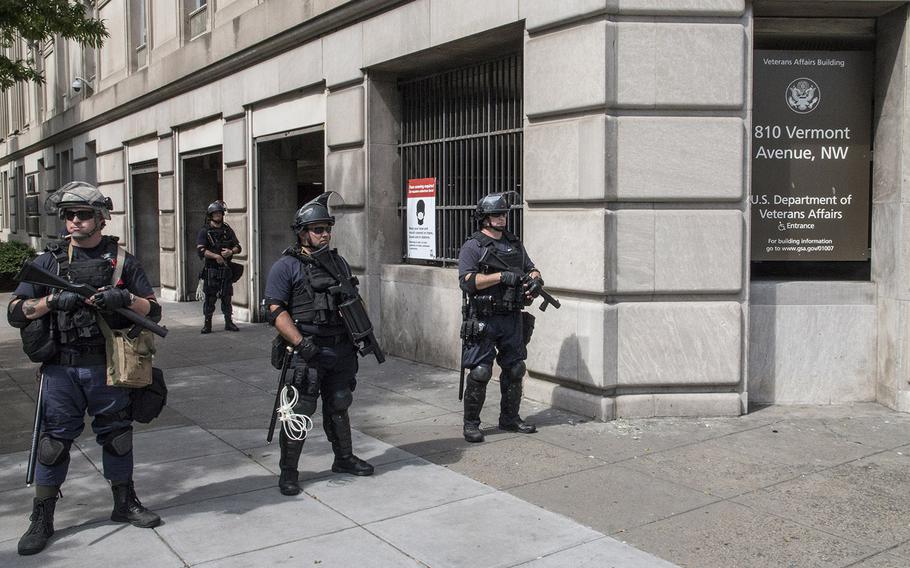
[399,53,523,264]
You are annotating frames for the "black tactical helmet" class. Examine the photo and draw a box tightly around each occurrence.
[475,191,519,224]
[207,200,227,215]
[44,181,113,220]
[291,192,340,233]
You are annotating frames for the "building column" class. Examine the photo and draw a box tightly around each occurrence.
[521,1,748,419]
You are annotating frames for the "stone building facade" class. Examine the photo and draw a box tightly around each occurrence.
[2,0,909,420]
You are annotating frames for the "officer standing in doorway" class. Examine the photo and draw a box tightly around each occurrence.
[6,182,163,556]
[458,191,543,443]
[196,200,241,333]
[263,192,376,496]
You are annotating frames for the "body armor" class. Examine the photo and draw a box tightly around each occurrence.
[284,246,348,333]
[469,230,527,314]
[49,237,128,345]
[202,225,237,266]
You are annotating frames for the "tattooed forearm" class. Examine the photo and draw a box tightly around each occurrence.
[23,299,40,317]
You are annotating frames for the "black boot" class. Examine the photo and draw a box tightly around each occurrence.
[325,410,374,476]
[463,378,487,443]
[499,374,537,434]
[224,316,239,332]
[278,432,305,495]
[110,481,161,528]
[17,496,57,556]
[201,317,212,334]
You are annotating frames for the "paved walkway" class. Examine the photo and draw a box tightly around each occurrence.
[2,298,910,567]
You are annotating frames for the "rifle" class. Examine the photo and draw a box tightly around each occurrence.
[266,345,294,444]
[25,373,46,487]
[309,246,385,363]
[478,250,562,312]
[15,261,169,338]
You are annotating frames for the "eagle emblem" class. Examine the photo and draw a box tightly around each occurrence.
[786,78,820,114]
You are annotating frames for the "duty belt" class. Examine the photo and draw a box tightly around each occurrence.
[470,295,522,316]
[49,345,107,367]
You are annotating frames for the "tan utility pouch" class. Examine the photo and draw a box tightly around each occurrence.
[97,246,155,388]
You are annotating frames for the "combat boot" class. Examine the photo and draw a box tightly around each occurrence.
[325,410,374,476]
[224,316,239,332]
[499,373,537,434]
[278,432,305,495]
[110,481,161,528]
[201,317,212,334]
[17,496,57,556]
[463,378,488,443]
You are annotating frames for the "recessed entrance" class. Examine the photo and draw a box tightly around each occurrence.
[181,149,223,301]
[254,128,324,316]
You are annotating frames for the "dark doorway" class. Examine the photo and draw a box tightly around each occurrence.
[131,162,160,287]
[255,129,324,313]
[182,150,223,301]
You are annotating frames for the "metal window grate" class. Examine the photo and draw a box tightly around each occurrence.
[399,53,523,264]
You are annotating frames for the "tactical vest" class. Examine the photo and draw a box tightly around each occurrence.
[284,246,347,333]
[203,224,236,266]
[469,230,527,312]
[50,237,128,346]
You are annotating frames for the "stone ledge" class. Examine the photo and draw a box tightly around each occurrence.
[524,376,615,421]
[750,281,876,306]
[615,393,742,418]
[381,263,461,290]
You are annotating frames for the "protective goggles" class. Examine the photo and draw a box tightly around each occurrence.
[308,226,333,235]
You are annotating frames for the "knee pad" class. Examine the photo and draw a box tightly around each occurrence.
[329,389,353,413]
[102,428,133,457]
[501,361,526,382]
[37,434,72,466]
[468,365,492,384]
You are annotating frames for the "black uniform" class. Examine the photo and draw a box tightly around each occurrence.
[264,245,368,493]
[458,229,537,439]
[196,223,240,319]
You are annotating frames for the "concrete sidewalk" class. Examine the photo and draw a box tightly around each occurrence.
[1,299,909,567]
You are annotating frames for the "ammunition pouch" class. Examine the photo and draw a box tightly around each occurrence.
[130,367,168,423]
[20,316,58,363]
[460,318,487,344]
[500,284,524,312]
[470,294,521,316]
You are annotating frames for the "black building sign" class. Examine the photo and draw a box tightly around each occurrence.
[751,50,872,262]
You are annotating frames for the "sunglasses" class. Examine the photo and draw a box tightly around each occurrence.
[64,210,95,221]
[308,226,333,235]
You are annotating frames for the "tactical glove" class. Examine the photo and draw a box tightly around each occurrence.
[499,271,522,287]
[525,276,545,297]
[92,287,133,311]
[47,291,84,312]
[294,336,320,362]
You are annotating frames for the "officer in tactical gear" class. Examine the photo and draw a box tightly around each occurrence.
[263,192,374,496]
[196,200,242,333]
[458,191,542,443]
[6,182,163,556]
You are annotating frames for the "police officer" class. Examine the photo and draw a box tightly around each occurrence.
[263,193,373,496]
[6,182,162,556]
[196,200,241,333]
[458,192,543,443]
